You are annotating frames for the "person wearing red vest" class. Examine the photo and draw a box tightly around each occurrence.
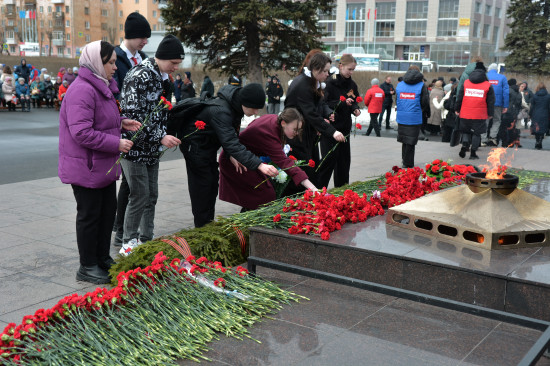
[455,62,495,159]
[364,78,385,136]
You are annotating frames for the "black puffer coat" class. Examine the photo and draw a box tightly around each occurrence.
[529,88,550,135]
[169,85,262,170]
[324,73,360,135]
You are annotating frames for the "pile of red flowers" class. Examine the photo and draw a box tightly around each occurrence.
[282,188,384,240]
[273,161,477,240]
[0,252,251,363]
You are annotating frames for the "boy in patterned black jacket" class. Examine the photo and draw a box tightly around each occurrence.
[118,35,184,256]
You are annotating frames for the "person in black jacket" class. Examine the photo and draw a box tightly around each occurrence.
[201,75,215,98]
[284,52,345,192]
[169,84,278,227]
[180,71,196,100]
[266,76,284,114]
[501,79,522,148]
[14,59,31,83]
[529,82,550,150]
[318,54,361,188]
[112,11,151,247]
[378,76,395,129]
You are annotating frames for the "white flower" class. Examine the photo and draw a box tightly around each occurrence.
[320,82,326,89]
[372,190,381,200]
[283,144,291,155]
[275,170,288,184]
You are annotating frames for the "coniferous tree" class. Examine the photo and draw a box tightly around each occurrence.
[161,0,334,83]
[504,0,550,74]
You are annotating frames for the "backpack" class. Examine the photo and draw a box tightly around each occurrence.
[167,92,217,138]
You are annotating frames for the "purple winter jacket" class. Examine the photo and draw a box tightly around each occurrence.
[58,66,125,189]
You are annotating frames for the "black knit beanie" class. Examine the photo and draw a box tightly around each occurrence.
[239,83,266,109]
[155,35,185,60]
[508,78,517,86]
[124,12,151,39]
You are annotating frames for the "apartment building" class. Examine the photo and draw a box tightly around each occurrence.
[0,0,167,58]
[319,0,512,67]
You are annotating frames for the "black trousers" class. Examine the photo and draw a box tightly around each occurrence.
[71,182,116,266]
[397,124,421,168]
[317,133,351,189]
[366,113,381,136]
[378,101,392,127]
[183,143,219,228]
[114,170,130,243]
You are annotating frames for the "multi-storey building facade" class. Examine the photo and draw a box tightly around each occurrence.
[0,0,167,58]
[319,0,512,67]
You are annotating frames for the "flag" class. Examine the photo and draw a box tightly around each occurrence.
[352,9,356,20]
[367,9,370,20]
[346,9,349,20]
[375,9,377,20]
[19,10,26,18]
[25,11,30,19]
[30,11,36,19]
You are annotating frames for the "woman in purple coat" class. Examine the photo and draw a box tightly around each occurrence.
[219,108,317,210]
[58,40,140,284]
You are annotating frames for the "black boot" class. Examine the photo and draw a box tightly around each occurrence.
[98,256,115,271]
[470,150,479,159]
[76,265,110,284]
[535,135,543,150]
[459,146,468,158]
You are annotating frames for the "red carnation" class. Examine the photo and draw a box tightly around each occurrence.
[431,165,439,173]
[443,171,452,178]
[308,159,315,168]
[321,231,330,240]
[356,123,362,130]
[339,95,346,102]
[289,155,297,161]
[195,120,206,130]
[356,96,363,103]
[273,214,281,222]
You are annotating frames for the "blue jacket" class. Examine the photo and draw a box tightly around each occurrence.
[487,69,509,108]
[15,82,30,97]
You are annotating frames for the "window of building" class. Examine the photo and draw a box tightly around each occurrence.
[102,9,108,16]
[493,26,500,43]
[119,0,123,3]
[437,0,458,37]
[53,31,64,40]
[375,2,396,37]
[86,34,91,42]
[57,47,63,55]
[430,43,470,66]
[84,7,89,15]
[39,6,43,13]
[102,36,108,41]
[119,10,123,17]
[135,0,139,3]
[475,2,481,13]
[153,24,157,31]
[483,24,490,39]
[6,30,15,39]
[345,3,365,38]
[10,45,15,53]
[85,21,90,29]
[49,20,52,27]
[119,24,123,30]
[40,20,44,27]
[66,33,70,41]
[405,1,428,37]
[473,21,480,38]
[101,23,108,30]
[8,19,13,26]
[485,4,492,16]
[66,20,70,27]
[495,7,501,18]
[56,5,62,12]
[66,48,71,56]
[319,7,336,38]
[153,10,157,17]
[65,6,69,13]
[48,6,51,13]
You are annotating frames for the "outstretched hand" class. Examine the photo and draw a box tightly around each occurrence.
[258,163,278,177]
[121,119,141,132]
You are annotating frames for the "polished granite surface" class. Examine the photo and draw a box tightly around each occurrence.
[178,267,550,366]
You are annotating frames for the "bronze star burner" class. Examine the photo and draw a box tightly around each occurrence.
[386,172,550,250]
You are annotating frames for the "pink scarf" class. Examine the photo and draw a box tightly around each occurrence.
[79,41,109,86]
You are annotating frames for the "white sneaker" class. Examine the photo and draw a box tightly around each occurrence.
[119,238,142,256]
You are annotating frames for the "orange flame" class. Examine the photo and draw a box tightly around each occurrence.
[480,147,513,179]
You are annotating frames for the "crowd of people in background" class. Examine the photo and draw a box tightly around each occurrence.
[0,59,80,111]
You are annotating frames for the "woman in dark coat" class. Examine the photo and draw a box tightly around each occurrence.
[284,52,345,191]
[181,71,196,100]
[173,74,183,102]
[529,82,550,149]
[219,108,316,210]
[319,54,361,189]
